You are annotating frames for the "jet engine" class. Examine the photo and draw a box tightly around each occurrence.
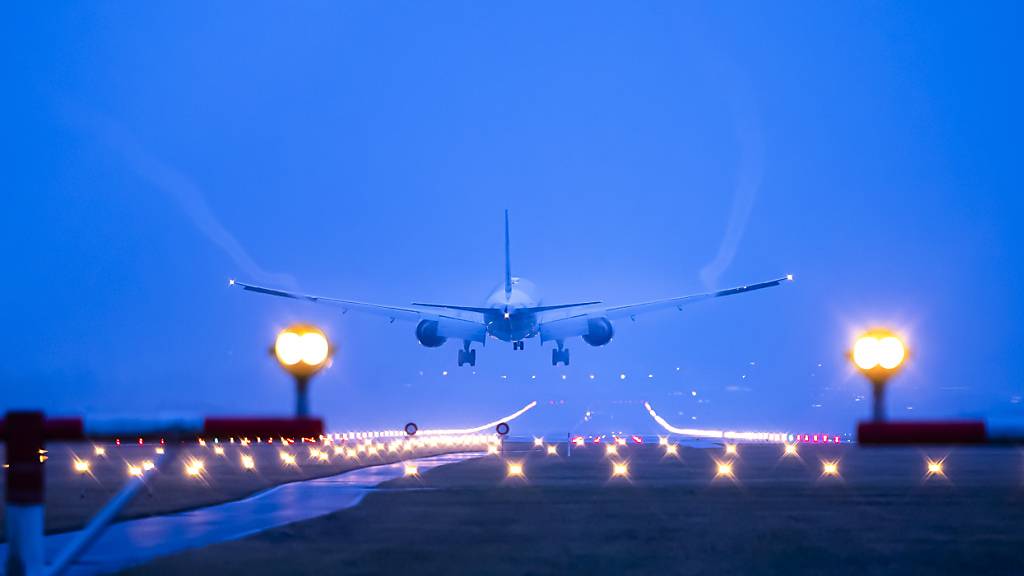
[415,320,447,347]
[582,317,614,346]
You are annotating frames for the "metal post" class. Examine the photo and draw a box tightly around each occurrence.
[295,376,310,418]
[871,378,887,422]
[5,411,46,576]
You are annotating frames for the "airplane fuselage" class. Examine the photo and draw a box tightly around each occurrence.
[484,277,540,342]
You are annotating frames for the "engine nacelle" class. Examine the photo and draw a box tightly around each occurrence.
[415,320,447,348]
[582,317,614,347]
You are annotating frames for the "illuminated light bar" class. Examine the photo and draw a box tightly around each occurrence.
[644,402,787,442]
[415,401,537,436]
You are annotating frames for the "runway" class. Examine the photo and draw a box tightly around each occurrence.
[0,452,481,575]
[119,442,1024,576]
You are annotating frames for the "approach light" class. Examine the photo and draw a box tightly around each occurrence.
[185,459,205,477]
[664,444,679,457]
[273,324,332,417]
[93,446,106,457]
[73,459,91,474]
[715,461,734,478]
[851,330,907,422]
[724,444,738,456]
[612,462,629,477]
[241,454,256,470]
[605,444,618,457]
[784,444,798,457]
[925,458,945,478]
[127,464,144,478]
[404,463,419,477]
[506,461,524,478]
[821,460,840,477]
[533,437,544,447]
[213,446,225,456]
[546,444,558,456]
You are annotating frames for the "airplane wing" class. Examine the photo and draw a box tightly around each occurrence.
[538,275,792,342]
[229,280,487,342]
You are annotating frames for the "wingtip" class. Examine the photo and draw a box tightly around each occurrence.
[228,278,237,287]
[786,274,794,282]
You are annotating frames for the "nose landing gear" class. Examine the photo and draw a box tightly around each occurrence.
[513,340,525,351]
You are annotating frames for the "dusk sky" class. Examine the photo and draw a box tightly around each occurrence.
[3,2,1021,436]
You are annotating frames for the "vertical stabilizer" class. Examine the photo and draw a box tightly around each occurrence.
[504,209,512,298]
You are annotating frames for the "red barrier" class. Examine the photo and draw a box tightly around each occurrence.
[203,417,324,439]
[0,417,84,441]
[857,420,987,444]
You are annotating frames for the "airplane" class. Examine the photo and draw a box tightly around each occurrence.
[230,210,792,367]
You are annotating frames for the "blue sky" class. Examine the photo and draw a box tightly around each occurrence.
[2,2,1022,436]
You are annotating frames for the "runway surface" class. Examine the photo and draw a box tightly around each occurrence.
[121,442,1024,576]
[0,452,481,575]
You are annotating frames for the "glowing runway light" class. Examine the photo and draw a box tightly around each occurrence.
[715,461,734,478]
[487,445,500,455]
[241,454,256,470]
[155,447,165,455]
[784,444,799,457]
[611,462,629,477]
[185,459,205,477]
[506,461,524,478]
[572,436,585,447]
[821,460,840,477]
[404,463,419,477]
[605,444,619,457]
[93,446,106,457]
[926,458,946,478]
[724,444,738,456]
[127,464,144,478]
[279,451,297,466]
[615,437,627,446]
[533,437,544,448]
[664,444,679,457]
[213,446,225,456]
[73,459,91,474]
[142,460,156,471]
[658,436,669,446]
[546,444,558,456]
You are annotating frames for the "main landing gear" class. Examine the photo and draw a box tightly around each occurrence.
[458,340,476,367]
[552,340,570,366]
[513,340,525,351]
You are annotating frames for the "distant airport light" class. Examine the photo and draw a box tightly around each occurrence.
[658,436,669,446]
[73,459,91,474]
[141,460,156,471]
[213,446,225,456]
[926,458,946,478]
[241,454,256,470]
[615,437,627,446]
[533,437,544,447]
[572,436,585,447]
[612,462,629,477]
[664,444,679,457]
[725,444,738,456]
[821,460,840,477]
[404,463,419,477]
[605,444,619,457]
[546,444,558,456]
[155,447,165,455]
[487,445,500,455]
[506,461,524,478]
[127,464,144,478]
[93,446,106,457]
[784,444,799,457]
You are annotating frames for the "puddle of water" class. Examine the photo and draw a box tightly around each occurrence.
[1,452,481,576]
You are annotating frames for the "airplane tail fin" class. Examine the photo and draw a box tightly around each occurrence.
[504,209,512,297]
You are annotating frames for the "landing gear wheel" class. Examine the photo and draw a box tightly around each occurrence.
[552,347,570,366]
[459,349,477,367]
[513,341,525,351]
[404,422,418,436]
[496,422,510,436]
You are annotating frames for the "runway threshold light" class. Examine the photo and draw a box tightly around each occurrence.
[273,325,332,418]
[851,330,907,422]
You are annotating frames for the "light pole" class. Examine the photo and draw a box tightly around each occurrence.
[272,325,332,418]
[851,330,907,422]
